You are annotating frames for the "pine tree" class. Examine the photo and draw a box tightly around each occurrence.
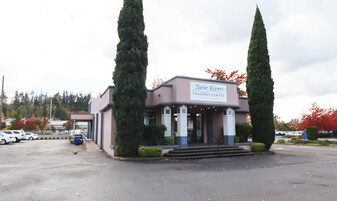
[246,7,275,150]
[112,0,148,156]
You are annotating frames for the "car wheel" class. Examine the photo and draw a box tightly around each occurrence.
[15,138,20,143]
[29,137,33,140]
[1,139,6,145]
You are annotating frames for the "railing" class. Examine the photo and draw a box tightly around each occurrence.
[208,134,223,151]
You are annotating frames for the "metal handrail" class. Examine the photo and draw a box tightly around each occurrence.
[208,134,223,151]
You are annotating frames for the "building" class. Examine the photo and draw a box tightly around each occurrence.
[71,76,249,156]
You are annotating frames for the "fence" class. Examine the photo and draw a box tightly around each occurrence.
[38,134,69,140]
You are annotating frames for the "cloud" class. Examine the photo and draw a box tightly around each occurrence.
[0,0,337,122]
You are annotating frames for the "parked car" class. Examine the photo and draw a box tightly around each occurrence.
[275,130,287,136]
[25,132,39,140]
[1,130,26,142]
[0,133,16,144]
[69,130,82,143]
[288,131,303,136]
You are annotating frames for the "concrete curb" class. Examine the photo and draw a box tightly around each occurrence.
[112,156,167,161]
[252,151,276,155]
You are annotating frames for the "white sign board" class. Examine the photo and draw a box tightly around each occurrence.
[190,82,227,102]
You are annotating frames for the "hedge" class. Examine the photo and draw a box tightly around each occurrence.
[306,126,318,140]
[277,139,285,144]
[143,124,167,145]
[114,146,120,156]
[165,137,174,145]
[252,143,265,152]
[235,123,252,142]
[138,147,162,157]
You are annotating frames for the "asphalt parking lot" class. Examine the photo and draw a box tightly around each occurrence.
[1,140,337,201]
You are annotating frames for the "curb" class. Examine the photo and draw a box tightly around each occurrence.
[252,151,276,155]
[112,156,168,161]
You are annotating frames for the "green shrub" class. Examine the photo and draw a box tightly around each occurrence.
[306,126,318,140]
[114,146,120,156]
[252,143,265,152]
[319,140,330,146]
[165,137,174,145]
[234,137,240,143]
[138,147,162,157]
[235,123,252,142]
[277,139,285,144]
[283,135,295,138]
[290,136,303,144]
[143,124,167,145]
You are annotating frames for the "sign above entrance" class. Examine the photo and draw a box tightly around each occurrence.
[190,82,227,102]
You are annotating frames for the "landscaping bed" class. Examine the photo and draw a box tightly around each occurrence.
[276,137,337,147]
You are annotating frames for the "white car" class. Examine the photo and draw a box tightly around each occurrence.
[25,132,39,140]
[1,130,26,142]
[0,133,16,144]
[288,131,303,136]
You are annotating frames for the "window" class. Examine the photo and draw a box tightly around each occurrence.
[165,109,170,114]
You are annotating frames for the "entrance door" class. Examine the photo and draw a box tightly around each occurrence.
[187,113,203,143]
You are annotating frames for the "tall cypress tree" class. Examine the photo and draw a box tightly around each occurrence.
[246,7,275,150]
[112,0,148,156]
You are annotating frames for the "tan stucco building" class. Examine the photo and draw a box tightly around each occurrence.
[71,76,249,156]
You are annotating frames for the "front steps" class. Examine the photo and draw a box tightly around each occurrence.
[163,145,253,160]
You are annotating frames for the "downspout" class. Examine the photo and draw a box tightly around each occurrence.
[95,113,99,144]
[100,111,103,149]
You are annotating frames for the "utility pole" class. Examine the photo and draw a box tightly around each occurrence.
[0,76,4,130]
[49,98,52,132]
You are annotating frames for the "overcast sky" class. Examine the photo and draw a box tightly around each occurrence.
[0,0,336,122]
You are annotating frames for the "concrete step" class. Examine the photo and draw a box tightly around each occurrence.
[163,145,253,159]
[164,149,250,157]
[175,145,238,151]
[164,152,253,160]
[168,147,243,154]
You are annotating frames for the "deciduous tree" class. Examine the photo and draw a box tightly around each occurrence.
[12,119,24,130]
[205,68,247,96]
[300,103,337,131]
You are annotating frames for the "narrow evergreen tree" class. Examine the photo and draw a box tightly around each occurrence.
[246,7,275,150]
[112,0,148,156]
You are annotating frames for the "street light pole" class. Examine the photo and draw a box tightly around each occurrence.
[49,98,52,132]
[0,76,4,129]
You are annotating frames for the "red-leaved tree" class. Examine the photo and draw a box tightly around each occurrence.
[62,120,73,131]
[12,119,25,130]
[24,115,38,131]
[205,68,247,96]
[300,103,337,131]
[151,78,165,89]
